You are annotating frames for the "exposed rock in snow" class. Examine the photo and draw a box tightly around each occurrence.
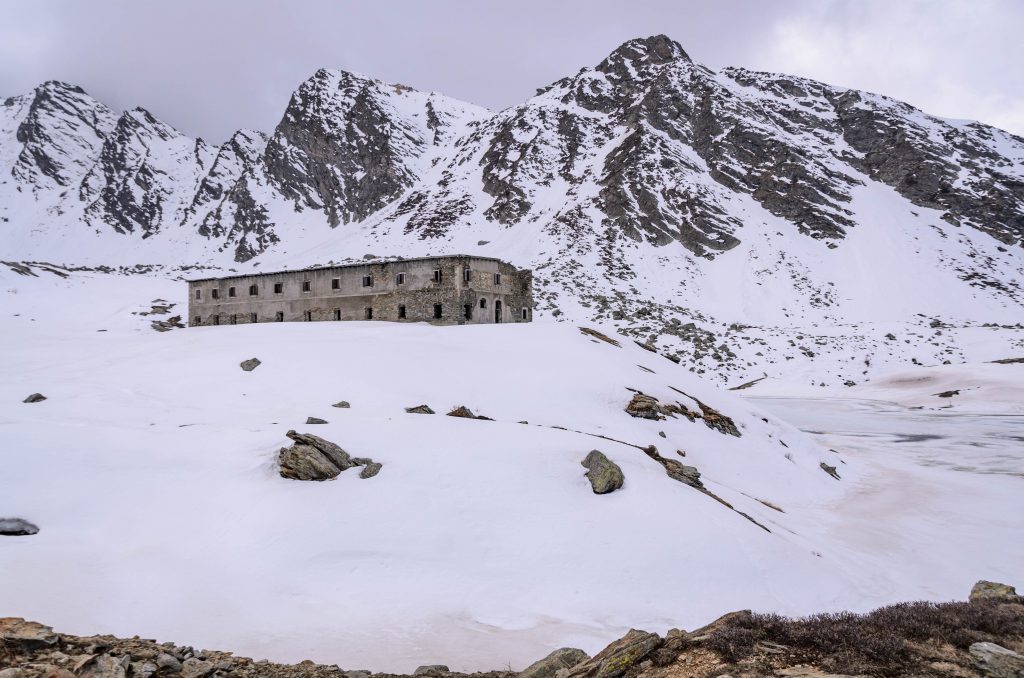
[580,450,624,494]
[239,358,261,372]
[405,404,435,414]
[21,393,46,403]
[0,518,39,536]
[518,648,589,678]
[971,580,1023,603]
[305,417,328,425]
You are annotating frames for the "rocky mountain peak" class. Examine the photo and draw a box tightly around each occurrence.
[598,34,691,74]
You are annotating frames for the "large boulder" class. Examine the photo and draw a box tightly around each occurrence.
[413,666,449,676]
[970,642,1024,678]
[581,451,624,494]
[0,618,57,651]
[286,430,357,471]
[0,518,39,536]
[970,580,1022,603]
[563,629,662,678]
[519,647,589,678]
[624,393,663,420]
[278,430,359,481]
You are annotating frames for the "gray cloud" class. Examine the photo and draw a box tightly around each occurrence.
[1,0,1021,142]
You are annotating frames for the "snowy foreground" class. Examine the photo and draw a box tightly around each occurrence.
[1,269,1022,672]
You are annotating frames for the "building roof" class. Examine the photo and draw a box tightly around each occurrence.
[186,254,525,283]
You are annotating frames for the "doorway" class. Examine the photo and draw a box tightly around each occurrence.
[494,300,502,323]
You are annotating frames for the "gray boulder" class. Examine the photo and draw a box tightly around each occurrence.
[306,416,328,424]
[22,393,46,403]
[0,618,57,651]
[970,642,1024,678]
[563,629,662,678]
[970,580,1022,603]
[156,654,182,672]
[405,405,435,414]
[286,430,357,471]
[624,393,662,420]
[278,444,341,481]
[359,462,382,479]
[581,451,624,494]
[413,666,449,676]
[332,401,351,408]
[820,462,841,480]
[0,518,39,536]
[519,647,589,678]
[77,654,128,678]
[239,358,261,372]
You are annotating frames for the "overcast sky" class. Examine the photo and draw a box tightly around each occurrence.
[2,0,1022,142]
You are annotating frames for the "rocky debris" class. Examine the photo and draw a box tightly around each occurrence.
[579,327,621,347]
[446,406,493,420]
[642,446,703,489]
[150,315,185,332]
[624,390,740,437]
[0,518,39,536]
[22,393,46,403]
[820,462,841,480]
[991,357,1024,365]
[305,417,328,425]
[239,358,261,372]
[0,618,57,651]
[624,393,663,420]
[970,642,1024,677]
[332,401,351,408]
[563,629,662,678]
[971,580,1023,603]
[413,666,450,676]
[518,648,589,678]
[405,405,435,414]
[689,398,741,437]
[934,389,961,398]
[581,450,624,494]
[278,430,358,481]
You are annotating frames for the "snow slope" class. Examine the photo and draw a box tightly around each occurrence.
[2,266,1021,671]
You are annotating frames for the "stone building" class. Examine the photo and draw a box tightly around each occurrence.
[187,255,533,326]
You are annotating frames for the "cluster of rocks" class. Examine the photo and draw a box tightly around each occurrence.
[623,391,740,437]
[3,580,1020,677]
[278,431,380,481]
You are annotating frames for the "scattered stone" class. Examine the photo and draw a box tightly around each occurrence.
[519,647,590,678]
[477,240,490,246]
[0,518,39,536]
[0,618,57,651]
[405,405,435,414]
[934,389,961,398]
[413,665,450,676]
[820,462,841,480]
[22,393,46,403]
[579,327,621,347]
[278,430,358,481]
[332,401,351,408]
[563,629,662,678]
[305,417,328,424]
[970,580,1022,603]
[970,642,1024,678]
[447,405,477,418]
[180,657,214,678]
[78,654,129,678]
[359,462,382,479]
[643,446,703,489]
[239,358,261,372]
[658,431,666,438]
[581,450,624,494]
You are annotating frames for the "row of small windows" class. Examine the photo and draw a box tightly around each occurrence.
[194,303,527,325]
[195,268,506,300]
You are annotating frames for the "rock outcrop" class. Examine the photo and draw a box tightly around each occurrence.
[581,450,624,494]
[0,518,39,536]
[971,580,1023,603]
[518,648,589,678]
[22,393,46,403]
[278,430,358,481]
[405,405,435,415]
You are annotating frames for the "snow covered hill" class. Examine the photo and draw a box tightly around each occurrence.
[3,265,1021,671]
[2,35,1023,385]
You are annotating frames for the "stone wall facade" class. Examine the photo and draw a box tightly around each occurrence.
[187,256,533,327]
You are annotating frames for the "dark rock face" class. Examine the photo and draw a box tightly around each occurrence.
[22,393,46,403]
[239,358,261,372]
[0,518,40,536]
[581,450,624,494]
[405,404,435,415]
[563,629,662,678]
[518,648,589,678]
[305,417,328,425]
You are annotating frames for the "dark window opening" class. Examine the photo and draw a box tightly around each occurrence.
[396,272,406,285]
[494,300,502,324]
[494,273,502,285]
[365,307,373,319]
[433,304,442,319]
[230,314,238,325]
[213,315,220,325]
[463,267,471,282]
[303,311,312,321]
[195,289,201,300]
[193,316,201,326]
[229,286,236,298]
[479,298,487,308]
[274,282,283,294]
[334,309,341,320]
[522,308,528,320]
[211,288,219,299]
[249,284,258,296]
[398,305,406,319]
[463,304,472,320]
[432,269,442,283]
[275,311,284,322]
[302,280,311,293]
[250,313,257,323]
[331,278,340,290]
[362,275,373,288]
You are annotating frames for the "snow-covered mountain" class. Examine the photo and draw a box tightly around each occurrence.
[2,35,1023,384]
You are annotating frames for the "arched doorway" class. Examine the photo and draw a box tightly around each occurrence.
[494,300,502,323]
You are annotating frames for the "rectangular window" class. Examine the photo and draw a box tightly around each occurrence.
[302,281,311,293]
[331,278,340,290]
[464,304,472,320]
[211,288,219,299]
[463,267,471,282]
[396,272,406,285]
[229,286,236,298]
[365,307,373,319]
[195,289,201,300]
[303,311,312,321]
[432,269,442,283]
[398,305,406,319]
[274,282,283,294]
[433,304,442,319]
[249,284,258,296]
[522,308,528,320]
[362,275,373,288]
[494,273,502,285]
[193,316,201,326]
[275,311,284,322]
[250,313,257,323]
[333,309,341,320]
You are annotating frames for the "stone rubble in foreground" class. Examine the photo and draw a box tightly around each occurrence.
[2,582,1022,678]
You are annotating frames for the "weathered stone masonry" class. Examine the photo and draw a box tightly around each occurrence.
[187,255,533,326]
